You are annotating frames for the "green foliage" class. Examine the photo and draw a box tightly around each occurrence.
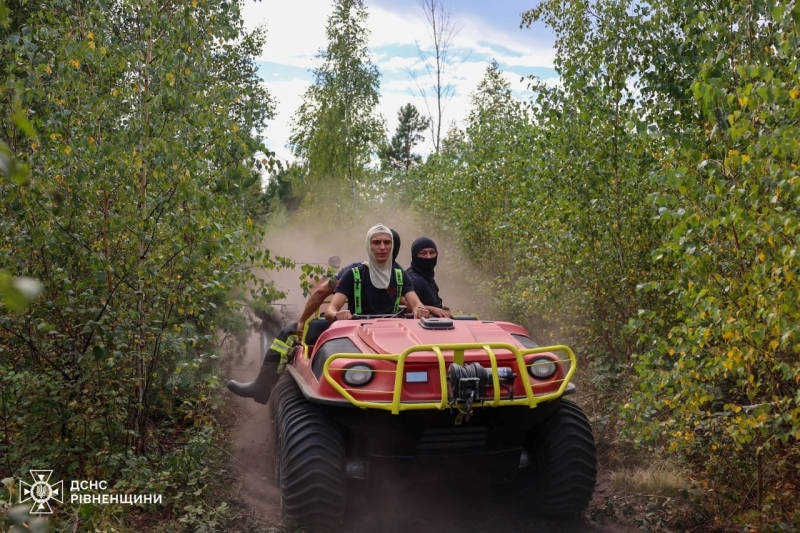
[0,1,8,27]
[264,161,305,216]
[0,0,287,528]
[380,103,429,174]
[408,51,660,369]
[406,62,534,274]
[288,0,384,210]
[402,0,800,526]
[299,262,339,298]
[0,16,41,311]
[512,1,667,370]
[624,2,800,521]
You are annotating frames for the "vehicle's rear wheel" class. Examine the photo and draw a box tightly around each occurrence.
[272,372,346,530]
[522,400,597,517]
[268,372,295,482]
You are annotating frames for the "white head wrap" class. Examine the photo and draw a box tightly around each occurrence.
[364,223,393,289]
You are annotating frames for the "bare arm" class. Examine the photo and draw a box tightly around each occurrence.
[324,293,351,322]
[403,291,430,319]
[401,294,447,317]
[296,278,336,334]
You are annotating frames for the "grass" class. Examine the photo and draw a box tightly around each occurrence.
[609,461,689,498]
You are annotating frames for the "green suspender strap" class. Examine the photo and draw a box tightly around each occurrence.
[393,268,403,313]
[352,267,362,315]
[352,266,403,314]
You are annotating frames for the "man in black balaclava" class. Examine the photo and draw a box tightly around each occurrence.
[406,236,451,318]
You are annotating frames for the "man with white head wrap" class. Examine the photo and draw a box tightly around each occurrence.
[325,224,429,321]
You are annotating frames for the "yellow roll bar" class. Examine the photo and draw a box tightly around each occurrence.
[322,343,576,415]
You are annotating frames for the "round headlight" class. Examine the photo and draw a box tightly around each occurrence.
[342,363,374,386]
[528,357,557,379]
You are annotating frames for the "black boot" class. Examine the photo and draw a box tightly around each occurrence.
[227,358,280,404]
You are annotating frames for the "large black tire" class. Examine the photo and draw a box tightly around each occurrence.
[523,400,597,517]
[272,372,346,530]
[260,327,270,364]
[268,372,297,482]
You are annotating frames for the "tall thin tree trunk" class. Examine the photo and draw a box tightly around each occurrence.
[134,5,153,455]
[435,38,442,152]
[417,0,459,153]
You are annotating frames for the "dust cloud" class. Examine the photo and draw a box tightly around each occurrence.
[226,333,281,525]
[258,204,492,316]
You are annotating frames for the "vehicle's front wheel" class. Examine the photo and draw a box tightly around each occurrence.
[272,372,346,530]
[522,400,597,517]
[259,328,270,365]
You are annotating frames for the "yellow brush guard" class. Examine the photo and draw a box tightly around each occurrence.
[322,343,576,414]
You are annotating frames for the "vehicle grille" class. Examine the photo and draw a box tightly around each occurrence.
[417,425,488,453]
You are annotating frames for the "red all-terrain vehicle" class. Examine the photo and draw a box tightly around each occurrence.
[269,314,597,530]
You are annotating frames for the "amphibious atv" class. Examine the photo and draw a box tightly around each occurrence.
[269,314,597,530]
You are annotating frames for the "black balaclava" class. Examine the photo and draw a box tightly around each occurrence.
[391,229,401,262]
[410,236,437,280]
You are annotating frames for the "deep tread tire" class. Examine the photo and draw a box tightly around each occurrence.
[524,400,598,517]
[272,373,346,530]
[268,372,297,482]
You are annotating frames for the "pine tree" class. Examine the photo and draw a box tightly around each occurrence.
[380,103,429,173]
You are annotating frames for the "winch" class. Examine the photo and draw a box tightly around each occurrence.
[447,362,516,424]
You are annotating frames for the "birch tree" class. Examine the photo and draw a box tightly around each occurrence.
[289,0,384,210]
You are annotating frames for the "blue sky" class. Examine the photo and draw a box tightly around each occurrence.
[241,0,558,163]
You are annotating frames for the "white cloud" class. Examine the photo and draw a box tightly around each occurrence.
[241,0,331,62]
[367,5,434,47]
[540,76,562,88]
[455,14,556,68]
[380,77,419,93]
[375,55,423,72]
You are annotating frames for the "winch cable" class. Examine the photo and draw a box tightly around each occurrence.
[447,362,488,422]
[447,361,486,384]
[448,362,516,403]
